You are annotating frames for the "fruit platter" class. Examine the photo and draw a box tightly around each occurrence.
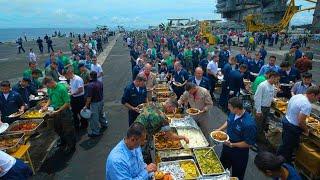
[193,147,225,176]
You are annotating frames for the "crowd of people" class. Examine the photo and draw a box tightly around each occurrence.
[0,31,109,179]
[105,29,318,180]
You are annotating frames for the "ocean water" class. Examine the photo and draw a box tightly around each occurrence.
[0,28,94,42]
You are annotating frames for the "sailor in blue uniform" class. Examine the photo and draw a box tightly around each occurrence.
[247,52,264,81]
[278,61,300,99]
[235,48,247,65]
[218,46,230,68]
[0,81,25,124]
[188,67,211,91]
[121,76,147,126]
[215,97,257,180]
[227,64,247,98]
[171,62,189,99]
[218,57,238,111]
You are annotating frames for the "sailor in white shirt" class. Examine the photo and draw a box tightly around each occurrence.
[65,68,86,130]
[28,48,37,62]
[277,86,320,163]
[91,56,103,82]
[254,71,280,141]
[0,150,32,179]
[207,55,219,98]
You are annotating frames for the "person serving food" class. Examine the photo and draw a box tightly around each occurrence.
[134,98,189,163]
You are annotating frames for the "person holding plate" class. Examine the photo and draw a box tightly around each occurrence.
[178,82,213,141]
[215,97,257,180]
[171,61,189,99]
[0,81,25,124]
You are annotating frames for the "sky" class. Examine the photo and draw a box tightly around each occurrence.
[0,0,316,29]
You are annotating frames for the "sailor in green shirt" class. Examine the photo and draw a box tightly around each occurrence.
[184,46,193,73]
[135,99,189,163]
[42,76,76,154]
[72,55,81,75]
[23,61,43,78]
[252,70,270,93]
[57,50,71,67]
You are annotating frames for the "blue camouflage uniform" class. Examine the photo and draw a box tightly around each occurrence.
[220,111,257,180]
[218,50,230,68]
[235,54,247,65]
[121,83,147,126]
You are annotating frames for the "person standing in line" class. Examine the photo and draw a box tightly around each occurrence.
[65,68,87,131]
[36,37,44,53]
[121,76,147,126]
[42,77,76,154]
[207,54,219,100]
[277,86,320,164]
[84,71,108,137]
[254,71,279,142]
[90,56,103,82]
[215,97,257,180]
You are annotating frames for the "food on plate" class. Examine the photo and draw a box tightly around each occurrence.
[211,131,228,141]
[10,122,38,131]
[179,160,199,179]
[186,108,200,115]
[176,128,208,148]
[154,132,182,150]
[0,138,20,149]
[194,148,225,175]
[21,110,45,118]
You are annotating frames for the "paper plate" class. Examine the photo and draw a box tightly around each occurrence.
[210,131,229,143]
[8,111,23,118]
[186,108,200,116]
[0,123,9,134]
[172,81,182,87]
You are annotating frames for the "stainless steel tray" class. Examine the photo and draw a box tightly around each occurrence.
[0,132,25,153]
[154,132,182,151]
[157,149,193,161]
[176,127,209,148]
[170,116,199,129]
[193,147,226,176]
[7,119,44,136]
[158,159,201,180]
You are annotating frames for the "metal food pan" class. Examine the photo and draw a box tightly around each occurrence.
[193,147,226,176]
[20,109,46,119]
[154,133,182,151]
[7,119,44,136]
[0,132,25,153]
[157,149,193,161]
[176,127,209,148]
[158,159,201,180]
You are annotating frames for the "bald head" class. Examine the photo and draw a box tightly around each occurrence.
[195,67,204,79]
[144,63,152,75]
